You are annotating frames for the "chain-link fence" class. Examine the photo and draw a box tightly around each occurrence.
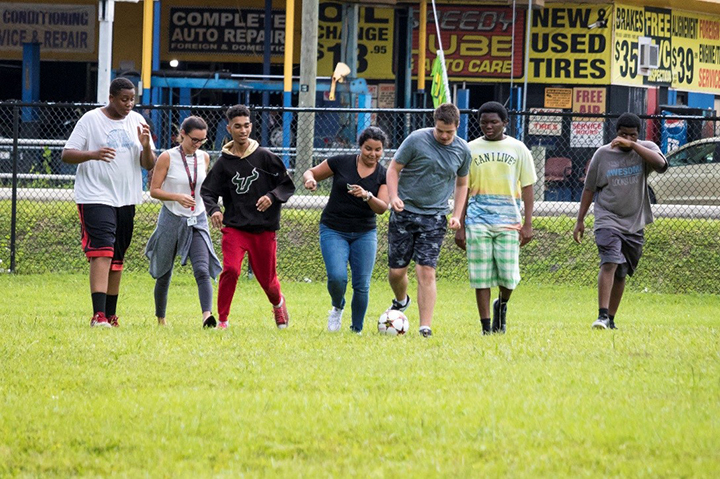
[2,102,720,293]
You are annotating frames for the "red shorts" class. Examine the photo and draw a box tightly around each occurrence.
[77,204,135,271]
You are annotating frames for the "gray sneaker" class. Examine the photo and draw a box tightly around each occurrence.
[592,316,610,329]
[327,307,343,332]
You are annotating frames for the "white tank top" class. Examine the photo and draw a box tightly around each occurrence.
[161,146,208,217]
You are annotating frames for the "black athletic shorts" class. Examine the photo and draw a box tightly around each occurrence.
[77,204,135,271]
[595,228,644,278]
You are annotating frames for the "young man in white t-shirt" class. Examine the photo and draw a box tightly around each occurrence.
[62,77,156,327]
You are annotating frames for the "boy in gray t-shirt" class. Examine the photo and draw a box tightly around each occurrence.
[386,103,471,338]
[574,113,667,330]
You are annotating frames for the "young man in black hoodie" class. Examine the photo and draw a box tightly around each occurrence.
[201,105,296,329]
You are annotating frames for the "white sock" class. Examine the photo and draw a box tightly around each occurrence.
[274,296,284,309]
[419,325,431,332]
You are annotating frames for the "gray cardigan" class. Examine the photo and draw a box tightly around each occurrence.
[145,206,222,279]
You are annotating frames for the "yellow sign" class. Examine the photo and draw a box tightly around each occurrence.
[672,11,720,93]
[572,87,606,114]
[544,88,573,108]
[317,3,394,79]
[527,4,612,84]
[612,4,673,86]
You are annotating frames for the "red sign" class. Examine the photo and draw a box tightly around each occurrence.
[412,6,525,80]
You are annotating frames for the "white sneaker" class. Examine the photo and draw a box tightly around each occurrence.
[592,316,610,329]
[327,307,343,332]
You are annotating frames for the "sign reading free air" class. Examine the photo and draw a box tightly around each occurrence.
[573,87,606,114]
[169,7,286,56]
[0,2,95,53]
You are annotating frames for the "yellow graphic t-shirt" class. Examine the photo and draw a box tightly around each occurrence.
[466,136,537,229]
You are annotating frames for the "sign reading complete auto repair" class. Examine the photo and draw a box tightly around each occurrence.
[169,7,286,55]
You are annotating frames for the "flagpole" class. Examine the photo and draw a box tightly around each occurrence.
[509,0,516,108]
[430,0,451,104]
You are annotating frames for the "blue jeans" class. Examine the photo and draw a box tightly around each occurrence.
[319,224,377,332]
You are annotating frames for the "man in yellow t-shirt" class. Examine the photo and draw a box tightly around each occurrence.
[455,101,537,334]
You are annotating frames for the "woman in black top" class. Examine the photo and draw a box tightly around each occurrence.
[303,127,390,333]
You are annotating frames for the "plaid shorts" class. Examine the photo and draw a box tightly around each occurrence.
[466,224,521,289]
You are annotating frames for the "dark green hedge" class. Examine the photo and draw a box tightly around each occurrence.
[2,200,719,293]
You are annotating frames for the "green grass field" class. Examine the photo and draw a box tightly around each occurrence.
[1,273,719,477]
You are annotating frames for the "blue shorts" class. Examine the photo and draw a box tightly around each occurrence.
[388,210,447,269]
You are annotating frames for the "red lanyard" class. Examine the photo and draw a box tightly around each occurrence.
[178,146,197,211]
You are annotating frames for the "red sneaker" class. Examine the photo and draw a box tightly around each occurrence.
[273,295,289,329]
[217,320,228,330]
[90,312,111,328]
[108,315,120,328]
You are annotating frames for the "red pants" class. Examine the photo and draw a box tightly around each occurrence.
[217,227,282,322]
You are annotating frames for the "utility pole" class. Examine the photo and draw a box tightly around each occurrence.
[97,0,115,103]
[296,0,319,177]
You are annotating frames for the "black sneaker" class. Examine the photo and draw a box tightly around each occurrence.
[203,315,217,329]
[592,315,610,329]
[418,327,432,338]
[492,299,507,334]
[608,319,617,330]
[389,296,411,312]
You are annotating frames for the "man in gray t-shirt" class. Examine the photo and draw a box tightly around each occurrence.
[385,103,471,338]
[574,113,667,331]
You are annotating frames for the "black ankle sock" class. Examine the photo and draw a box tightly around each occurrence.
[106,295,118,317]
[481,318,491,333]
[599,308,609,318]
[609,314,615,321]
[91,292,107,315]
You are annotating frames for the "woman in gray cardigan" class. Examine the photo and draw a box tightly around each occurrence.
[145,116,221,327]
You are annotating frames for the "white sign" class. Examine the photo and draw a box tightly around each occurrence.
[0,3,95,52]
[571,121,604,148]
[377,84,395,109]
[528,108,562,136]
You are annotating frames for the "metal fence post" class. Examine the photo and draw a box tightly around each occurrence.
[10,105,19,273]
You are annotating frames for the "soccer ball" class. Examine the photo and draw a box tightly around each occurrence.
[377,310,409,336]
